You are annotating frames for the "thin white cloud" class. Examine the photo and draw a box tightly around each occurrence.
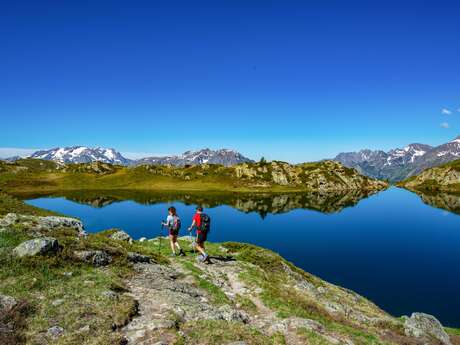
[457,108,460,112]
[0,147,38,158]
[441,108,452,115]
[440,122,450,129]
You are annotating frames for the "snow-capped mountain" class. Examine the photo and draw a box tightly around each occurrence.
[29,146,132,165]
[0,156,22,162]
[27,146,252,167]
[135,148,253,167]
[334,137,460,182]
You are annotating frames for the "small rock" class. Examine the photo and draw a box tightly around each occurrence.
[317,286,326,294]
[78,325,90,333]
[108,229,132,242]
[404,312,452,345]
[101,290,118,299]
[13,237,58,257]
[127,252,151,263]
[0,294,17,313]
[62,271,73,277]
[47,326,64,338]
[73,250,112,267]
[93,251,112,266]
[51,299,64,306]
[139,237,147,242]
[226,342,247,345]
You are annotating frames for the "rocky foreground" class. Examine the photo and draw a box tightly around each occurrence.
[0,213,458,345]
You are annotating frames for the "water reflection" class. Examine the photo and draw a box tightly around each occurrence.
[410,190,460,215]
[18,189,381,216]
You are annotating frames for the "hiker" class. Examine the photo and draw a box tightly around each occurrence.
[161,206,185,256]
[188,206,211,263]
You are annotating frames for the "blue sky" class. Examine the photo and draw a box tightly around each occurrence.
[1,0,459,162]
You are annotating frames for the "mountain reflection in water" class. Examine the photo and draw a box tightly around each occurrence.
[18,189,381,216]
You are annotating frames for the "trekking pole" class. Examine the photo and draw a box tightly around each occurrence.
[189,228,195,254]
[158,223,163,254]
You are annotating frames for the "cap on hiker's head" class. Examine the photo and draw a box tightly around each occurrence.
[196,206,203,212]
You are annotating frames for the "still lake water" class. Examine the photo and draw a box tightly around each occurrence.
[26,187,460,327]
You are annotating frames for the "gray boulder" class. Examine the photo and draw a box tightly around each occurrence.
[127,252,152,263]
[73,250,112,267]
[404,312,452,345]
[47,325,64,338]
[108,229,132,242]
[13,237,58,257]
[0,294,17,313]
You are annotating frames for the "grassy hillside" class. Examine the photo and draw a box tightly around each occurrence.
[2,197,457,345]
[398,159,460,193]
[0,159,388,194]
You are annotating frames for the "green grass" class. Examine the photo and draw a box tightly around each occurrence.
[0,192,61,216]
[446,327,460,336]
[181,260,231,305]
[0,215,172,344]
[297,328,333,345]
[177,320,279,345]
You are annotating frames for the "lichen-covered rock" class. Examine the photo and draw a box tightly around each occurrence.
[404,312,452,345]
[108,229,132,242]
[73,250,112,267]
[13,237,58,257]
[0,294,17,313]
[0,213,84,236]
[234,160,387,191]
[127,252,152,263]
[47,326,64,338]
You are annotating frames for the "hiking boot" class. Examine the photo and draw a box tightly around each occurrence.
[179,249,186,256]
[169,253,176,257]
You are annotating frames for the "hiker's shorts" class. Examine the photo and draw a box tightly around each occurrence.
[168,228,179,236]
[197,231,207,243]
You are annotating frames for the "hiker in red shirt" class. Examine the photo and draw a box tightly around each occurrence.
[188,206,211,263]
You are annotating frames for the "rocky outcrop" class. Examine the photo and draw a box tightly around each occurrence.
[109,229,133,242]
[0,213,84,236]
[73,250,112,267]
[404,313,452,345]
[400,163,460,192]
[13,237,58,257]
[234,160,388,191]
[127,252,152,263]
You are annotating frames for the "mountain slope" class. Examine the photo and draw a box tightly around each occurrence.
[334,136,460,182]
[30,146,132,165]
[135,148,253,166]
[398,159,460,193]
[0,159,388,193]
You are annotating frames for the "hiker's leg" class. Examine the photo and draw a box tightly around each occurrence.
[169,235,176,254]
[195,242,205,255]
[173,235,181,250]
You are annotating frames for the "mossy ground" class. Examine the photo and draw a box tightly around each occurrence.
[0,222,162,344]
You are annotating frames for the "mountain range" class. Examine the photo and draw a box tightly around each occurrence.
[334,136,460,182]
[5,146,253,167]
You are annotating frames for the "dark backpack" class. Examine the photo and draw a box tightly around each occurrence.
[171,216,181,231]
[199,213,211,233]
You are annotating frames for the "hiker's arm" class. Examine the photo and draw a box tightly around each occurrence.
[188,220,196,232]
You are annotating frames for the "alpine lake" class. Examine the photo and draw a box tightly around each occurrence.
[22,187,460,327]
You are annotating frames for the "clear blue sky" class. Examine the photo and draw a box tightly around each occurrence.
[1,0,459,161]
